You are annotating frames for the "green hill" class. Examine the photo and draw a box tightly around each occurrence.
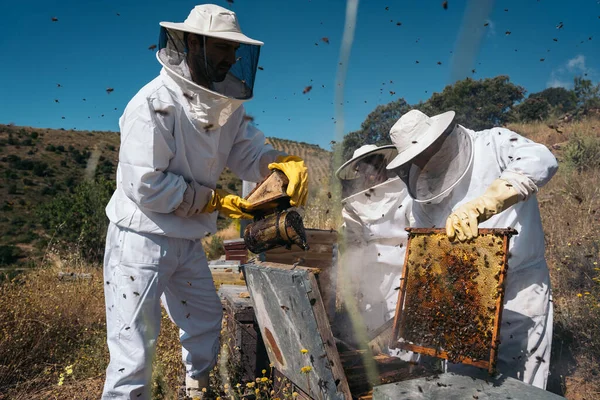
[0,124,332,266]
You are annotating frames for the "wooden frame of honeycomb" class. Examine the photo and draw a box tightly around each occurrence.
[390,227,517,373]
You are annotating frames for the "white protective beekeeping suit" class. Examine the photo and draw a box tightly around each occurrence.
[386,110,558,389]
[342,177,412,335]
[102,5,283,399]
[336,145,413,357]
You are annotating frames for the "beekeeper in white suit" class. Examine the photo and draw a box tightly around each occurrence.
[386,109,557,389]
[102,4,308,399]
[336,145,413,349]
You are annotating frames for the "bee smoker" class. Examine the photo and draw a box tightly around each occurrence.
[242,170,310,254]
[244,210,309,254]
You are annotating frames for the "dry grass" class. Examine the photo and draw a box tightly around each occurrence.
[537,168,600,398]
[0,249,183,400]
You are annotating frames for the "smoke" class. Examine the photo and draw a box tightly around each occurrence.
[449,0,495,84]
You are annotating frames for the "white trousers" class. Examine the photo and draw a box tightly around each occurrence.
[101,223,222,399]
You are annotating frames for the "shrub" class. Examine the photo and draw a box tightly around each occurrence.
[205,235,224,261]
[36,178,115,262]
[32,161,52,177]
[46,144,56,152]
[563,134,600,172]
[0,245,21,265]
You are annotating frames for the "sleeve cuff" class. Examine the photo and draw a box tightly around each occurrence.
[500,170,538,201]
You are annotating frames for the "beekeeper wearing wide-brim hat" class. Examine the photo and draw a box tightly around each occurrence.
[102,4,308,399]
[336,145,414,359]
[386,109,558,389]
[336,144,398,198]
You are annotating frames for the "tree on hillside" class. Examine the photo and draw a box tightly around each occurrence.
[530,87,577,113]
[511,97,551,122]
[415,75,525,130]
[574,76,600,113]
[341,76,525,161]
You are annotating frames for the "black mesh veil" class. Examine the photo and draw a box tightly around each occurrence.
[158,26,260,100]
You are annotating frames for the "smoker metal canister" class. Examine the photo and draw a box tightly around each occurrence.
[244,210,309,254]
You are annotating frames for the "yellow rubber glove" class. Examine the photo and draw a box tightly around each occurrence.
[446,179,520,242]
[268,155,309,207]
[202,189,254,219]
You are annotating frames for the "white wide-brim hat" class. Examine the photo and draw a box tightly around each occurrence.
[160,4,264,46]
[386,110,456,170]
[336,144,398,180]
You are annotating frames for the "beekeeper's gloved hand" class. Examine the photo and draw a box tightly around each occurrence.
[268,155,308,207]
[175,182,254,219]
[446,179,520,242]
[203,189,254,219]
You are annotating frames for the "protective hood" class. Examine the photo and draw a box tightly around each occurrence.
[390,125,474,204]
[157,26,259,129]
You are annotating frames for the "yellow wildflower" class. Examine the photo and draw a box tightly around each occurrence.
[262,369,267,374]
[301,366,312,374]
[293,392,299,398]
[300,348,309,354]
[255,388,260,394]
[261,377,268,382]
[246,382,255,388]
[577,293,583,298]
[65,365,73,375]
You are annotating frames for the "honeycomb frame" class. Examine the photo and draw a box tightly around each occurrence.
[390,227,517,373]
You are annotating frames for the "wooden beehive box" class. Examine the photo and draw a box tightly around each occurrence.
[244,261,433,399]
[224,238,248,264]
[391,228,517,373]
[219,284,269,383]
[262,229,338,320]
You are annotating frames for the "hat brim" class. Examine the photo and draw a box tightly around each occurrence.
[336,145,398,180]
[159,21,264,46]
[386,110,456,170]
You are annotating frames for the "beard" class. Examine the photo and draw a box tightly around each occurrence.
[189,53,230,84]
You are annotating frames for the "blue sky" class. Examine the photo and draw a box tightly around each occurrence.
[0,0,598,150]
